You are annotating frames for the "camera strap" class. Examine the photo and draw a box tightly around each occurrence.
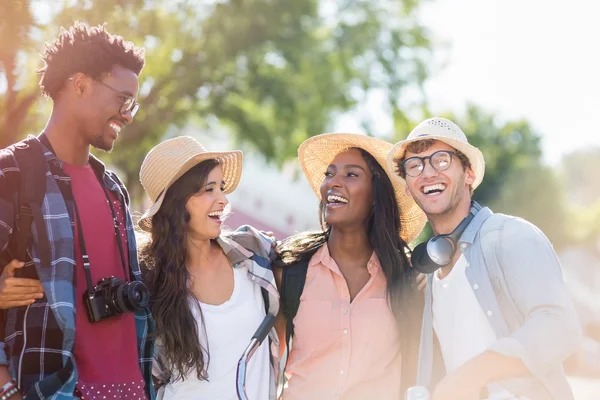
[71,178,129,294]
[38,134,130,295]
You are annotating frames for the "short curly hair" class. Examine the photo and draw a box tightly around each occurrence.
[38,21,145,100]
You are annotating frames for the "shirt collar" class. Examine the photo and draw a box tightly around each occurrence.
[38,133,107,178]
[459,201,493,245]
[311,242,382,275]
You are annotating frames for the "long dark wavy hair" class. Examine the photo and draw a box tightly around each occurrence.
[139,158,220,382]
[277,148,415,322]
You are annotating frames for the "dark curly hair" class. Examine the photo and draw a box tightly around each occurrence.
[38,21,145,100]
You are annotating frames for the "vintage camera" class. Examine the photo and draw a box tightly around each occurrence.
[84,276,150,323]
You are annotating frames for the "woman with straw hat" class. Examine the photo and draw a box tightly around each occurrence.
[275,133,427,400]
[136,136,280,400]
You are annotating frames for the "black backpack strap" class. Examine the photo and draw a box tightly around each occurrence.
[10,137,50,267]
[260,286,270,314]
[280,258,309,366]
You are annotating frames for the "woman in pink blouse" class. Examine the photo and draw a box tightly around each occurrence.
[276,133,427,400]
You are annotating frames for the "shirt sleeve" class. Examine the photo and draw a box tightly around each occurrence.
[486,217,582,377]
[0,343,7,365]
[0,148,19,366]
[231,225,276,263]
[0,149,17,255]
[151,339,171,395]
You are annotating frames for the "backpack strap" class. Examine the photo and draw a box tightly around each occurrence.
[9,137,50,267]
[260,286,270,314]
[280,258,309,365]
[0,137,49,340]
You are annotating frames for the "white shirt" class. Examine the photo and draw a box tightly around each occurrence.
[432,255,520,400]
[162,266,271,400]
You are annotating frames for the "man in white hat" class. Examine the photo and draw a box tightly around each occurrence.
[388,117,581,400]
[0,23,155,399]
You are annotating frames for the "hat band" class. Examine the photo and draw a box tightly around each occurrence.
[155,188,165,202]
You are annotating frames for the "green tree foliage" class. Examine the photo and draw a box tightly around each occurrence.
[560,148,600,249]
[2,1,569,244]
[0,0,43,146]
[568,201,600,249]
[560,148,600,208]
[1,0,433,200]
[492,165,567,247]
[397,105,566,247]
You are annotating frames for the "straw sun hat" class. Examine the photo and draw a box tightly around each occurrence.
[298,133,427,243]
[138,136,242,232]
[387,117,486,190]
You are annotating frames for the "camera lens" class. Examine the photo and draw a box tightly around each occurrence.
[132,290,142,303]
[118,281,150,312]
[110,280,150,314]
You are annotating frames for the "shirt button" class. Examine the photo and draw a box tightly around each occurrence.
[343,310,348,315]
[460,243,467,249]
[340,370,345,375]
[487,310,493,316]
[343,329,348,334]
[473,284,479,290]
[251,276,256,281]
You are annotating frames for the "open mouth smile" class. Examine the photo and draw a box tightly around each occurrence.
[208,210,224,223]
[108,121,123,137]
[325,194,349,209]
[421,183,447,197]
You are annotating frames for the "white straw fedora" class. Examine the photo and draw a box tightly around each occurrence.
[387,117,485,190]
[138,136,242,232]
[298,133,426,243]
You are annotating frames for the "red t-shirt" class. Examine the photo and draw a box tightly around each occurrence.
[63,163,147,400]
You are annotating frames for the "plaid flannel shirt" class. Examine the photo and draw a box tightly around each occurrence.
[0,135,155,399]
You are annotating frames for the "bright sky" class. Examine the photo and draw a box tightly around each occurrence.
[423,0,600,165]
[335,0,600,166]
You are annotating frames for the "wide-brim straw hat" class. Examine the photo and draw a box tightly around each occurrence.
[298,133,426,243]
[138,136,242,232]
[387,117,485,190]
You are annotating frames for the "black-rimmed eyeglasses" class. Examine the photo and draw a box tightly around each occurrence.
[96,80,140,117]
[401,150,457,177]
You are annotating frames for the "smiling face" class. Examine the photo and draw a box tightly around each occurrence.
[318,148,374,229]
[185,165,229,240]
[74,64,140,152]
[403,140,475,219]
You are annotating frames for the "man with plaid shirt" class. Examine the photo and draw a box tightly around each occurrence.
[0,22,155,399]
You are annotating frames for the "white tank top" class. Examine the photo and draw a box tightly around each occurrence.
[162,266,271,400]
